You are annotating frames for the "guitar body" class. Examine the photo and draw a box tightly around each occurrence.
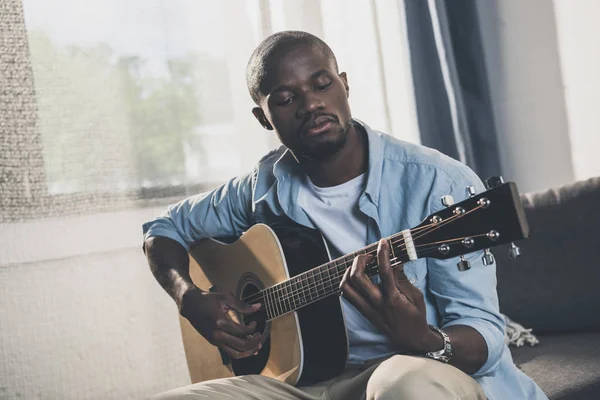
[179,223,348,386]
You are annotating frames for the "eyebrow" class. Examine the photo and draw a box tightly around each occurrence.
[271,69,330,94]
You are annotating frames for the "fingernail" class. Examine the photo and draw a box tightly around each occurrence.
[258,343,262,349]
[253,303,262,310]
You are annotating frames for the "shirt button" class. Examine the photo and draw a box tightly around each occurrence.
[409,278,416,284]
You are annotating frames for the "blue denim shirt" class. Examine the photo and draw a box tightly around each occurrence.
[143,120,547,400]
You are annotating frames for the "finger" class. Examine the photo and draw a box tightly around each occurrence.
[224,293,261,315]
[377,239,398,297]
[341,269,390,335]
[220,342,263,359]
[393,266,423,305]
[216,317,258,337]
[349,254,382,306]
[214,330,262,352]
[393,262,410,286]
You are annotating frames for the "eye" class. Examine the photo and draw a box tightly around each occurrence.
[277,96,294,106]
[316,81,332,91]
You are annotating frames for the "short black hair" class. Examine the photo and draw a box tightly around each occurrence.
[246,30,338,105]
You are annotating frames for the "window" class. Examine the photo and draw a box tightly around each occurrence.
[5,0,418,222]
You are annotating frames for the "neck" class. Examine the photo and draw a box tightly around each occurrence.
[301,122,368,187]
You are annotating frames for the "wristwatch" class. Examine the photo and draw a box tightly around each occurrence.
[425,325,453,363]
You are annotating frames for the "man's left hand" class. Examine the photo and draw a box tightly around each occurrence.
[340,239,443,353]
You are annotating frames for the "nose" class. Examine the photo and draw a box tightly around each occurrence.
[296,91,325,118]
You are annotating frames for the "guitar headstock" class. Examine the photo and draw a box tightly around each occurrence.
[411,182,528,261]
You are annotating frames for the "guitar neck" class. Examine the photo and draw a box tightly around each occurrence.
[262,231,414,320]
[256,181,528,321]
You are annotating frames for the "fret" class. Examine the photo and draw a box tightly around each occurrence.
[344,254,355,272]
[301,272,312,305]
[304,272,313,303]
[281,282,289,314]
[336,259,344,288]
[295,276,304,309]
[309,269,318,301]
[321,264,332,294]
[314,271,322,300]
[318,264,330,297]
[262,289,271,320]
[312,267,323,299]
[281,282,290,315]
[389,238,397,262]
[266,287,276,319]
[335,259,344,275]
[269,285,278,318]
[274,283,283,318]
[293,276,303,309]
[287,281,295,313]
[331,260,343,294]
[317,267,328,298]
[289,277,298,311]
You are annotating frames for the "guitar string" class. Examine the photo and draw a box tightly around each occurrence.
[260,243,484,322]
[241,204,479,306]
[251,231,489,319]
[240,211,460,306]
[241,204,484,312]
[261,233,489,309]
[242,205,485,309]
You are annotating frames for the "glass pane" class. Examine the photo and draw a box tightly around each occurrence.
[22,0,269,201]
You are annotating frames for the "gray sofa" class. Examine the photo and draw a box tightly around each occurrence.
[495,177,600,399]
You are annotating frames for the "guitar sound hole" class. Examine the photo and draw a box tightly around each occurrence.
[240,282,269,340]
[237,273,271,342]
[232,274,271,376]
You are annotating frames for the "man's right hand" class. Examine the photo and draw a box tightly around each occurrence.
[178,287,263,359]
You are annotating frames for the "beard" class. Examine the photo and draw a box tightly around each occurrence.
[297,119,352,162]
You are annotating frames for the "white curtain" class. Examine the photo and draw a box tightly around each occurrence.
[0,1,417,399]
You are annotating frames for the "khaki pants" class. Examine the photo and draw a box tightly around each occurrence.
[149,355,486,400]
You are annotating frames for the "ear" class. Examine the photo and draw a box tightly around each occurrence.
[339,72,349,97]
[252,107,273,130]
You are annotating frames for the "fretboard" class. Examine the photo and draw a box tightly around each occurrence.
[261,232,414,320]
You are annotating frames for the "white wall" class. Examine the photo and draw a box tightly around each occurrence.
[476,0,575,193]
[0,211,190,400]
[553,0,600,181]
[477,0,600,193]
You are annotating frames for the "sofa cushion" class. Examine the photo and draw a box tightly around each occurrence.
[511,332,600,400]
[495,177,600,333]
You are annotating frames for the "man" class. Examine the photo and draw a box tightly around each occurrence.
[143,31,547,399]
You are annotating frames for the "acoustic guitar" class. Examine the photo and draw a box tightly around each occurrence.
[178,181,528,386]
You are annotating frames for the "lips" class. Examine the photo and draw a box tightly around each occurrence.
[303,115,337,136]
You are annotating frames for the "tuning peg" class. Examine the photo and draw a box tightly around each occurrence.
[441,195,454,207]
[457,255,471,271]
[467,186,476,197]
[482,249,495,265]
[484,176,505,189]
[508,242,521,259]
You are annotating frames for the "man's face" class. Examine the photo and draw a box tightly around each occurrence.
[253,45,353,161]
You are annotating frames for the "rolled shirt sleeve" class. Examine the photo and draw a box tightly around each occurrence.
[427,167,506,378]
[142,171,255,251]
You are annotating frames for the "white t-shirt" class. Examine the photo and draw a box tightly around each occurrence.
[297,173,395,365]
